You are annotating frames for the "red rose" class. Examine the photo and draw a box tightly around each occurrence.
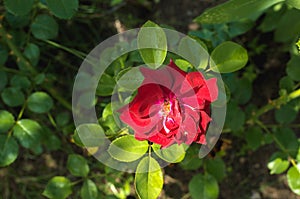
[118,60,218,148]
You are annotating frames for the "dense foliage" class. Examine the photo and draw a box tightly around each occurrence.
[0,0,300,198]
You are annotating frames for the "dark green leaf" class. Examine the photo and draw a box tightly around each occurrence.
[189,173,219,199]
[108,135,148,162]
[24,43,40,66]
[225,102,245,132]
[0,135,19,167]
[5,12,30,28]
[180,145,203,170]
[55,112,70,127]
[4,0,35,16]
[137,21,167,69]
[67,154,90,177]
[46,0,79,19]
[245,127,263,150]
[205,157,226,182]
[10,75,31,90]
[96,73,116,96]
[27,92,54,113]
[287,56,300,81]
[1,87,25,107]
[0,110,15,133]
[275,103,297,124]
[135,156,163,199]
[81,179,98,199]
[13,119,42,149]
[210,41,248,73]
[274,128,299,157]
[43,176,72,199]
[31,14,58,40]
[267,158,290,174]
[194,0,284,24]
[279,76,295,92]
[152,143,186,163]
[287,165,300,195]
[0,71,8,92]
[0,45,8,65]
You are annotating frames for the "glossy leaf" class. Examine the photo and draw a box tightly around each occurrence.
[4,0,35,16]
[135,156,163,199]
[210,41,248,73]
[0,135,19,167]
[0,110,15,133]
[108,135,148,162]
[189,173,219,199]
[152,143,186,163]
[267,158,290,174]
[27,92,54,113]
[43,176,72,199]
[46,0,79,19]
[178,36,209,70]
[194,0,284,24]
[67,154,90,177]
[287,165,300,195]
[31,14,58,40]
[13,119,42,149]
[1,87,25,107]
[81,179,98,199]
[137,21,167,69]
[74,123,106,147]
[287,0,300,9]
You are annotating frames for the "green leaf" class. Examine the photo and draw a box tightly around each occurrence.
[287,56,300,81]
[5,12,30,28]
[0,110,15,133]
[274,128,299,157]
[116,67,144,92]
[108,135,148,162]
[55,112,70,127]
[135,156,163,199]
[275,103,297,124]
[189,173,219,199]
[74,123,106,147]
[177,36,209,70]
[0,71,8,92]
[267,158,290,174]
[24,43,40,66]
[0,135,19,167]
[287,0,300,10]
[205,157,226,182]
[96,73,116,96]
[81,179,98,199]
[46,0,79,19]
[210,41,248,73]
[152,143,186,163]
[4,0,35,16]
[179,145,203,170]
[137,21,167,69]
[13,119,42,149]
[279,76,295,92]
[245,127,263,150]
[27,92,54,113]
[287,165,300,195]
[0,44,9,65]
[67,154,90,177]
[1,87,25,107]
[194,0,284,24]
[43,176,72,199]
[225,102,245,132]
[31,14,58,40]
[10,75,31,90]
